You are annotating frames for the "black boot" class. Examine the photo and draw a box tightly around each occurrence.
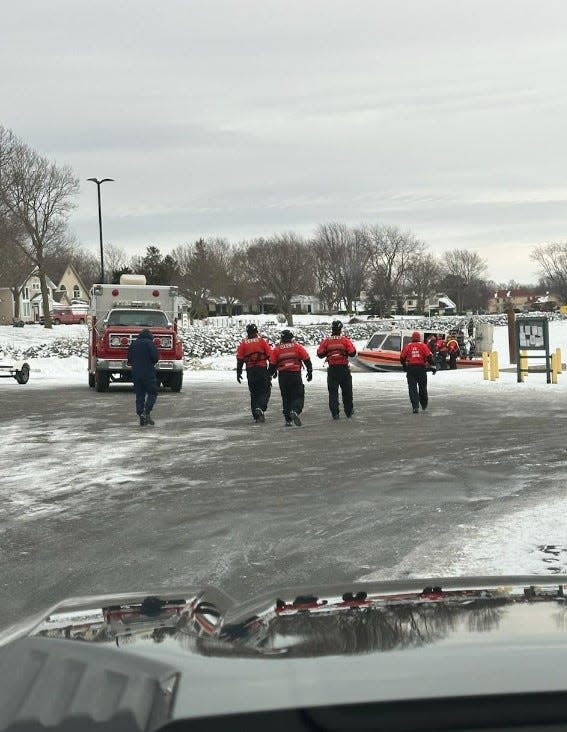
[144,411,155,426]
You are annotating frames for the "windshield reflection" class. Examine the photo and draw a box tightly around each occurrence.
[28,580,566,659]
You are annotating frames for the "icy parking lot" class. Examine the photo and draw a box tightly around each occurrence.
[1,320,567,632]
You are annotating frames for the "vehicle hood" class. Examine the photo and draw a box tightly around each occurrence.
[2,576,567,727]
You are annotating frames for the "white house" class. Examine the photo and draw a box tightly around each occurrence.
[17,270,59,323]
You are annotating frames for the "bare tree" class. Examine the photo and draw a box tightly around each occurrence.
[103,243,131,283]
[171,239,219,320]
[246,233,315,325]
[0,125,79,328]
[439,249,488,313]
[69,248,101,292]
[312,223,370,313]
[531,242,567,304]
[0,213,33,319]
[204,238,246,316]
[364,225,424,316]
[405,253,441,314]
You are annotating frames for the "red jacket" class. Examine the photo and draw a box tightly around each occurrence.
[270,342,311,372]
[236,337,272,369]
[447,339,459,354]
[316,335,356,366]
[400,341,434,368]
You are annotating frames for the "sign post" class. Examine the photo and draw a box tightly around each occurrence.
[515,318,551,383]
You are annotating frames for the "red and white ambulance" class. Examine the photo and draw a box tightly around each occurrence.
[88,274,184,392]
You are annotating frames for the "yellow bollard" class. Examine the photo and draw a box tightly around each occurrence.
[551,353,558,384]
[519,350,528,382]
[494,350,500,379]
[556,347,562,374]
[489,351,498,381]
[483,352,490,380]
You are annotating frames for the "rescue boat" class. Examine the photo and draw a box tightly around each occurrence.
[353,329,484,372]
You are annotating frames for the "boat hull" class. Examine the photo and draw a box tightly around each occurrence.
[354,350,484,372]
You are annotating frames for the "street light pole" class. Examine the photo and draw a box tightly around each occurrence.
[87,177,114,283]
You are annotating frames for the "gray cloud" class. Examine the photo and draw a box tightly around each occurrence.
[3,0,567,282]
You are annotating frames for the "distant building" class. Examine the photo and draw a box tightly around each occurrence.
[23,270,60,322]
[487,288,556,313]
[57,264,89,303]
[392,293,456,316]
[0,264,89,324]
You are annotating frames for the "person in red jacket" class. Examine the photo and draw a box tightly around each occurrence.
[447,337,460,370]
[236,323,273,422]
[316,320,357,420]
[436,337,448,370]
[400,331,436,413]
[269,329,312,426]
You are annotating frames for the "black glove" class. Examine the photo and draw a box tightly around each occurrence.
[401,363,407,372]
[272,370,278,379]
[237,372,242,383]
[306,371,313,382]
[431,367,437,375]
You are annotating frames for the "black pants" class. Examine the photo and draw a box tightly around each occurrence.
[327,364,353,416]
[406,365,428,410]
[134,374,158,415]
[277,371,304,420]
[448,352,458,369]
[246,367,271,416]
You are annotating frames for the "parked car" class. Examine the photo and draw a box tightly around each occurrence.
[42,306,88,325]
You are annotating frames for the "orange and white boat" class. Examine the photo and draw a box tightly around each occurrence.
[353,329,484,372]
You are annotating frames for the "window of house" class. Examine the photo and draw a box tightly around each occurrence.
[23,287,29,300]
[73,285,80,298]
[32,282,40,290]
[60,284,66,292]
[23,302,31,317]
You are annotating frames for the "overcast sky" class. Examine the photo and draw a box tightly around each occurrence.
[2,0,567,283]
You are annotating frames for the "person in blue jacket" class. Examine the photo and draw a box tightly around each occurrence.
[127,329,159,426]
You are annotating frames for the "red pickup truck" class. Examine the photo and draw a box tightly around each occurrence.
[50,306,88,325]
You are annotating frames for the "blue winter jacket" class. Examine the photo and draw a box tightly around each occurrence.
[127,329,159,379]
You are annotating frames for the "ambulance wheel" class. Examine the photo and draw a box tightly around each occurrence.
[15,363,30,384]
[88,372,96,388]
[95,370,109,392]
[169,372,183,392]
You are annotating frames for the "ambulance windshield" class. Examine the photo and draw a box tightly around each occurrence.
[106,309,169,327]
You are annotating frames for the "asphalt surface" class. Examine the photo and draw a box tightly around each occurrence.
[2,371,567,631]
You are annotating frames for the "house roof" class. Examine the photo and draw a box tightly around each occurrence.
[493,288,533,299]
[19,267,58,291]
[58,263,88,296]
[438,296,456,309]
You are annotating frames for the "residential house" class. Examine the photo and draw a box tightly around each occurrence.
[427,294,456,316]
[22,270,60,322]
[2,264,90,324]
[486,288,551,313]
[390,293,456,316]
[290,295,324,314]
[57,263,89,303]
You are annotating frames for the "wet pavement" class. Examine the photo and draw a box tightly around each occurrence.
[1,371,567,631]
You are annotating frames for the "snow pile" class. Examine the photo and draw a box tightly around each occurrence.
[1,313,567,367]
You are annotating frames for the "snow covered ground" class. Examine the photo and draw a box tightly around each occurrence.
[2,316,567,583]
